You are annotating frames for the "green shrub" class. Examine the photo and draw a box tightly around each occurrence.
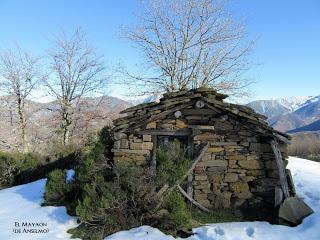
[72,163,156,239]
[156,140,190,185]
[165,191,191,229]
[74,126,114,184]
[0,151,40,188]
[45,142,79,163]
[190,208,240,224]
[44,169,71,205]
[0,152,17,188]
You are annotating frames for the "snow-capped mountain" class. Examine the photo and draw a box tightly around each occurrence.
[247,96,312,119]
[276,96,313,111]
[248,95,320,133]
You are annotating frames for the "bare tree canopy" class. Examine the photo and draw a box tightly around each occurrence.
[122,0,253,96]
[0,46,41,152]
[44,28,107,145]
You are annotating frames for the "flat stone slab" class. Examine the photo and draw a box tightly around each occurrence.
[279,197,314,225]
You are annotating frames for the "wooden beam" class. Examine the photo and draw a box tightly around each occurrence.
[181,108,217,115]
[150,135,157,172]
[177,185,210,213]
[188,125,215,130]
[270,140,290,198]
[153,142,209,212]
[138,129,191,136]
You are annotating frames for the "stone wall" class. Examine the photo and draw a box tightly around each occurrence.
[113,132,153,166]
[112,105,289,210]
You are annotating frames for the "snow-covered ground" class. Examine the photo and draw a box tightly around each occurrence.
[0,172,79,240]
[0,157,319,240]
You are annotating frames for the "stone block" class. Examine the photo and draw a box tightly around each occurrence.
[208,174,223,183]
[279,197,314,225]
[238,159,263,170]
[146,121,156,129]
[247,170,265,177]
[214,192,232,208]
[133,136,143,143]
[238,131,253,136]
[142,135,152,142]
[260,143,273,152]
[212,142,237,146]
[160,123,174,129]
[202,188,211,194]
[114,132,127,140]
[265,160,278,170]
[247,155,259,161]
[201,153,212,161]
[228,160,239,168]
[237,190,253,199]
[194,133,221,141]
[195,175,208,181]
[207,147,224,153]
[130,142,143,150]
[226,155,247,161]
[207,166,227,173]
[120,139,129,149]
[243,176,255,182]
[224,173,238,182]
[194,183,211,190]
[230,182,249,194]
[197,200,211,208]
[114,140,121,149]
[176,119,187,129]
[214,121,234,130]
[228,169,247,174]
[249,143,261,152]
[197,160,228,167]
[194,193,208,201]
[142,142,153,150]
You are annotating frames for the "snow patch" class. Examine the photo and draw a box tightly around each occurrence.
[66,169,75,183]
[0,177,79,239]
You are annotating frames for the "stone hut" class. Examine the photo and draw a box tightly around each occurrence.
[112,87,294,211]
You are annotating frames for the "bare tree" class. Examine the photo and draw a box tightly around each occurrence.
[122,0,253,96]
[44,28,107,145]
[0,46,40,152]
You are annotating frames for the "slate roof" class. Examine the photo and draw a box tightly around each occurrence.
[113,87,291,143]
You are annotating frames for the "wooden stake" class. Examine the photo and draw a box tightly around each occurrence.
[177,185,210,213]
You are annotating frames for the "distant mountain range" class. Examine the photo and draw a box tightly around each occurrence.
[247,95,320,133]
[1,91,319,152]
[246,96,312,119]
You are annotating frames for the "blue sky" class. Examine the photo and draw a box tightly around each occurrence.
[0,0,319,101]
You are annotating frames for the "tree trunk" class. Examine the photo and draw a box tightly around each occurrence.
[17,96,28,153]
[61,104,72,146]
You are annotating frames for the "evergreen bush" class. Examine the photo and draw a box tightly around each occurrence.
[0,151,39,188]
[44,169,71,205]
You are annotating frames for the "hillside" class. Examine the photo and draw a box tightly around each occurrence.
[0,95,132,152]
[287,120,320,134]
